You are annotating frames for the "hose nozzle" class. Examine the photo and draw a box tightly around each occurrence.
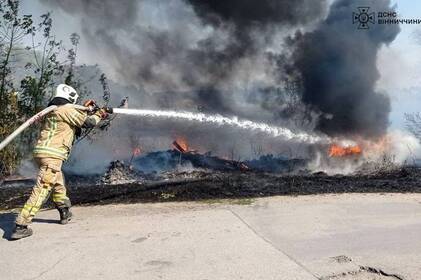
[103,107,113,114]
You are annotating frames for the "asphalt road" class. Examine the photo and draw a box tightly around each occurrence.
[1,193,420,280]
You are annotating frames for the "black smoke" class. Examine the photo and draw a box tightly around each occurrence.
[184,0,327,110]
[39,0,400,141]
[185,0,326,28]
[289,0,400,138]
[40,0,326,116]
[33,0,405,174]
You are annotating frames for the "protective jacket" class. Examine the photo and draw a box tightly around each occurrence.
[33,104,101,160]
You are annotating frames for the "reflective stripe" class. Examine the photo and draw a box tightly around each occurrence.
[23,204,41,215]
[69,110,87,127]
[44,116,57,147]
[23,204,35,211]
[33,146,67,159]
[53,194,66,201]
[53,193,65,197]
[31,188,49,215]
[42,116,57,147]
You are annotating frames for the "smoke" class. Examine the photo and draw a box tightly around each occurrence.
[36,0,405,174]
[183,0,327,84]
[40,0,139,27]
[288,0,400,138]
[308,130,421,175]
[40,0,326,117]
[185,0,326,27]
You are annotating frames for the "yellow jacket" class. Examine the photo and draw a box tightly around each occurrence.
[33,105,101,161]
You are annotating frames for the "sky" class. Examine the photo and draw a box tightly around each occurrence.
[18,0,421,130]
[377,0,421,128]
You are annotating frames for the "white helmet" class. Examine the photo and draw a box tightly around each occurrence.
[55,84,79,104]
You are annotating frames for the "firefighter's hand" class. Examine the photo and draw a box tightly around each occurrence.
[95,108,109,120]
[83,99,97,113]
[83,99,96,107]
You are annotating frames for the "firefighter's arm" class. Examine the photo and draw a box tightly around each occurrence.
[80,100,110,128]
[83,115,101,128]
[60,108,88,128]
[83,108,109,128]
[59,101,110,128]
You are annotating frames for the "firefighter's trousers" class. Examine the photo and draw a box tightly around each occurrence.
[16,158,71,226]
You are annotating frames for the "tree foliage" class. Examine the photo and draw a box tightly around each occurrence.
[0,0,110,177]
[0,0,35,176]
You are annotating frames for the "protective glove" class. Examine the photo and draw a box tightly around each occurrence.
[95,108,109,120]
[83,99,98,114]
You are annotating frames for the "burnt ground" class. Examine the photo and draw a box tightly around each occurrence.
[1,166,420,210]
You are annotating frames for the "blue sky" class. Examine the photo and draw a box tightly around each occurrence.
[379,1,421,128]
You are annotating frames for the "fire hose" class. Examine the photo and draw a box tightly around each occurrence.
[0,104,94,152]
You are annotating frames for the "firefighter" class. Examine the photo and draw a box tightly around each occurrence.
[11,84,110,240]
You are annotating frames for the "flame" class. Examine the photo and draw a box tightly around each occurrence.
[173,136,189,153]
[329,144,362,157]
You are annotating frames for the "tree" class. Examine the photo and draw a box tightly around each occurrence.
[0,0,35,176]
[0,0,111,177]
[18,12,65,154]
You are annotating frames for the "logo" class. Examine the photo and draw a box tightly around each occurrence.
[353,7,375,29]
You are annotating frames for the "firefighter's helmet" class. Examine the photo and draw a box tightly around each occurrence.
[55,84,79,104]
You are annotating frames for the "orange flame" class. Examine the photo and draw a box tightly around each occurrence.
[329,144,362,157]
[173,137,189,153]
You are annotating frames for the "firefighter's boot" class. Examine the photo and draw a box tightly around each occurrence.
[10,224,33,240]
[57,207,72,224]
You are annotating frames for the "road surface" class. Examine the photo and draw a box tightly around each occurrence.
[1,193,420,279]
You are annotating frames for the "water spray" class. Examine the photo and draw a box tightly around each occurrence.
[112,108,329,144]
[0,106,329,152]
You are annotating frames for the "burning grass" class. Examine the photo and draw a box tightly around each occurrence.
[329,144,362,157]
[1,147,420,210]
[1,133,420,210]
[1,165,420,210]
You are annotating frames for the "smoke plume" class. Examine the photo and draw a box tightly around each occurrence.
[289,0,400,138]
[185,0,326,27]
[40,0,326,117]
[37,0,402,173]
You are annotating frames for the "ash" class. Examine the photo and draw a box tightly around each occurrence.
[99,156,216,185]
[160,169,212,180]
[100,160,149,185]
[1,149,421,210]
